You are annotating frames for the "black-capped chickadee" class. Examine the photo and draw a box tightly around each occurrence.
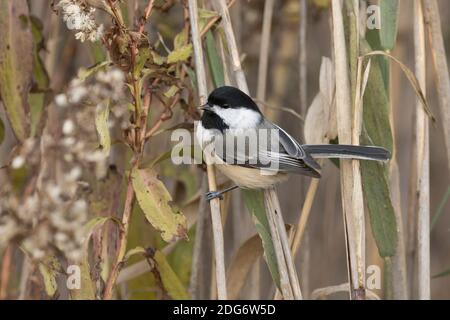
[196,86,390,201]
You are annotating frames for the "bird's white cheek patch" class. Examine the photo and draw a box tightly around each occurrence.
[213,106,261,129]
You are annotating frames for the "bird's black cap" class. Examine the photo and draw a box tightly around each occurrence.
[207,86,262,113]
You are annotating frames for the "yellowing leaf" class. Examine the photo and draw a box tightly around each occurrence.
[124,246,146,262]
[95,101,111,154]
[151,51,166,65]
[198,8,219,31]
[77,61,110,82]
[134,47,151,77]
[84,216,119,237]
[69,257,96,300]
[70,216,120,300]
[0,0,33,142]
[164,85,179,98]
[131,168,188,242]
[167,44,193,64]
[38,257,62,297]
[199,8,219,20]
[174,28,188,50]
[151,250,190,300]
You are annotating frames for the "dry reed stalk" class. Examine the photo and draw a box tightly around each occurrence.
[414,0,430,300]
[299,0,308,115]
[351,55,370,298]
[213,0,248,93]
[188,0,227,300]
[252,0,276,298]
[290,178,319,259]
[264,191,294,300]
[0,245,12,299]
[389,156,408,299]
[189,176,209,299]
[422,0,450,175]
[18,256,31,300]
[331,0,366,299]
[213,0,302,300]
[256,0,275,103]
[297,0,310,296]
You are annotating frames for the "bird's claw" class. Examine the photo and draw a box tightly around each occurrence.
[205,191,223,201]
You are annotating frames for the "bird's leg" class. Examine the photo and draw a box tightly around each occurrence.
[205,185,239,201]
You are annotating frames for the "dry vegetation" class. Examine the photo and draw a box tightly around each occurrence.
[0,0,449,300]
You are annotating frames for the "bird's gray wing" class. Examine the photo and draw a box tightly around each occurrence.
[212,123,321,177]
[262,120,321,172]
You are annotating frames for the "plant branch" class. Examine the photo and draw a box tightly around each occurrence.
[188,0,228,300]
[0,245,12,299]
[331,0,365,300]
[256,0,274,102]
[415,0,430,300]
[213,0,302,300]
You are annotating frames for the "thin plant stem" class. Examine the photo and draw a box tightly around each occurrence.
[299,0,308,115]
[414,0,430,300]
[256,0,275,103]
[0,245,12,299]
[264,189,294,300]
[331,0,366,300]
[422,0,450,175]
[188,0,228,300]
[213,0,302,300]
[189,176,209,299]
[291,178,320,258]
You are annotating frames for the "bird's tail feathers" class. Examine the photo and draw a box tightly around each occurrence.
[302,144,391,162]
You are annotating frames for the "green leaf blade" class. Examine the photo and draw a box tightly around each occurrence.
[131,168,188,243]
[0,0,33,142]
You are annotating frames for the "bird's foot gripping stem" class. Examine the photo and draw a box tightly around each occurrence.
[205,191,224,201]
[205,185,239,201]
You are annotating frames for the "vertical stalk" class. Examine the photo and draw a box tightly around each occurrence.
[189,177,209,299]
[253,0,275,299]
[213,0,302,300]
[414,0,430,300]
[331,0,366,300]
[256,0,275,103]
[422,0,450,175]
[299,0,308,115]
[188,0,228,300]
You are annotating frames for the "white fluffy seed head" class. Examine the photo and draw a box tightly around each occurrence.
[11,156,25,169]
[55,93,69,107]
[63,119,75,135]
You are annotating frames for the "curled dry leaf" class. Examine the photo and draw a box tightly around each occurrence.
[311,283,380,300]
[304,57,336,144]
[227,234,264,299]
[131,168,188,243]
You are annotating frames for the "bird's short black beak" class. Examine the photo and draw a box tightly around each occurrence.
[199,103,213,111]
